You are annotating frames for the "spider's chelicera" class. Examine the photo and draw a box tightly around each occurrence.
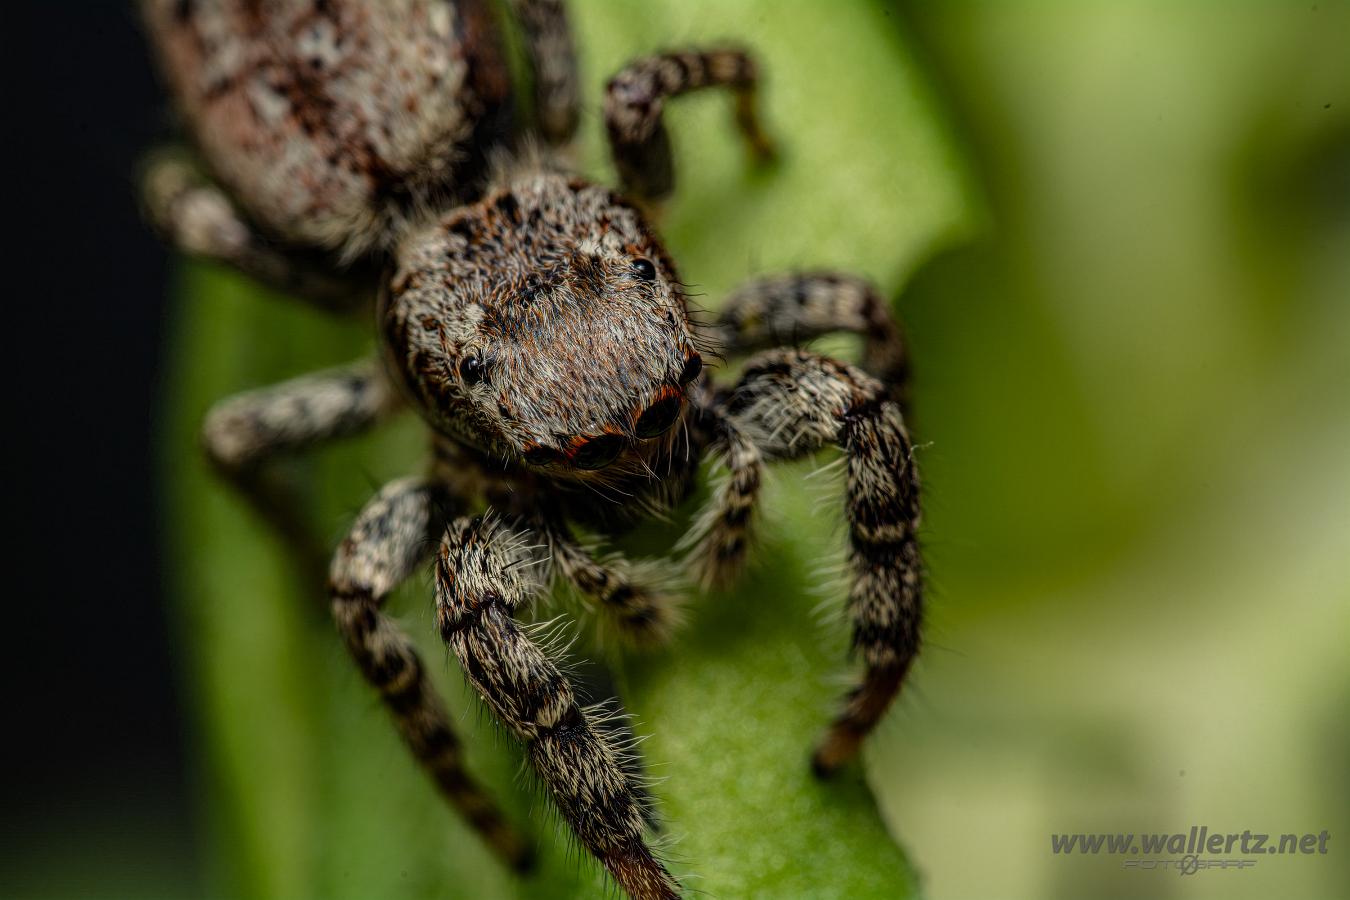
[142,2,924,898]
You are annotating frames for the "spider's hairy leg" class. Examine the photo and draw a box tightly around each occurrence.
[140,150,369,312]
[723,350,923,776]
[330,479,532,871]
[680,409,764,588]
[201,358,402,586]
[436,517,679,900]
[604,47,776,203]
[713,272,912,414]
[509,0,579,144]
[535,512,683,645]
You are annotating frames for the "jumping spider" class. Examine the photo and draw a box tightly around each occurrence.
[142,2,923,897]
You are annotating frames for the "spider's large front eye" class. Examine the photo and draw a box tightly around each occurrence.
[631,258,657,281]
[572,434,626,470]
[635,395,682,438]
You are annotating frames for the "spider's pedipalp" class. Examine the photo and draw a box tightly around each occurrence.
[435,516,679,899]
[534,512,685,645]
[679,409,764,589]
[329,479,532,871]
[720,349,923,775]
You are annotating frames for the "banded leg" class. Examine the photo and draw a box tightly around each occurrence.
[605,47,775,203]
[510,0,579,143]
[679,408,764,588]
[436,516,678,900]
[202,359,402,584]
[533,511,682,645]
[713,272,911,412]
[722,349,922,775]
[330,480,531,870]
[142,151,370,311]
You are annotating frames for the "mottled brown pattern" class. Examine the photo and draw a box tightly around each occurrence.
[144,0,512,256]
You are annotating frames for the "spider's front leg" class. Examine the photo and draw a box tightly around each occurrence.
[435,516,679,900]
[719,349,923,776]
[690,272,913,585]
[712,272,912,412]
[605,47,776,204]
[330,479,532,869]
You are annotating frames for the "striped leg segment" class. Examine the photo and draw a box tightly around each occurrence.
[201,358,401,585]
[201,359,399,470]
[534,512,682,645]
[509,0,580,143]
[722,349,923,775]
[435,516,679,900]
[680,409,764,588]
[605,47,775,202]
[330,480,531,871]
[714,272,912,412]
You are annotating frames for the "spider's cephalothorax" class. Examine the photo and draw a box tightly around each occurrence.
[384,172,703,480]
[144,3,923,898]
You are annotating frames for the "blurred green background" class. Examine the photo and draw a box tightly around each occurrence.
[883,3,1349,899]
[12,1,1348,898]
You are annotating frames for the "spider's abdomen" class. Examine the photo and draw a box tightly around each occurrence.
[144,0,513,256]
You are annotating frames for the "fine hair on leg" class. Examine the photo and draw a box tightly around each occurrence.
[435,515,679,899]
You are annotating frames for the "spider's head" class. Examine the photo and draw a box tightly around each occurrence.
[382,173,704,479]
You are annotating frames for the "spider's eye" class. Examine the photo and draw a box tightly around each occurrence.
[635,395,682,438]
[523,445,563,467]
[572,434,626,470]
[459,355,487,386]
[679,353,703,384]
[631,258,657,281]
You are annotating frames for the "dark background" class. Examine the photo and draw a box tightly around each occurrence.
[9,2,197,891]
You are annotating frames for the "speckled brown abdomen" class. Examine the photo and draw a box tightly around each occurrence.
[144,0,513,257]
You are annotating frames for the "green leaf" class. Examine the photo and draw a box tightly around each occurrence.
[162,1,977,896]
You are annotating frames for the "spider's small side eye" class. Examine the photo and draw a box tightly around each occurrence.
[679,353,703,384]
[459,355,487,386]
[523,445,564,467]
[631,258,657,281]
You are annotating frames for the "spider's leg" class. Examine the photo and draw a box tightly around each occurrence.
[604,47,776,204]
[436,516,679,900]
[330,479,532,871]
[141,150,370,312]
[509,0,579,144]
[712,272,911,413]
[201,358,401,586]
[680,408,764,588]
[535,512,682,645]
[722,349,923,776]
